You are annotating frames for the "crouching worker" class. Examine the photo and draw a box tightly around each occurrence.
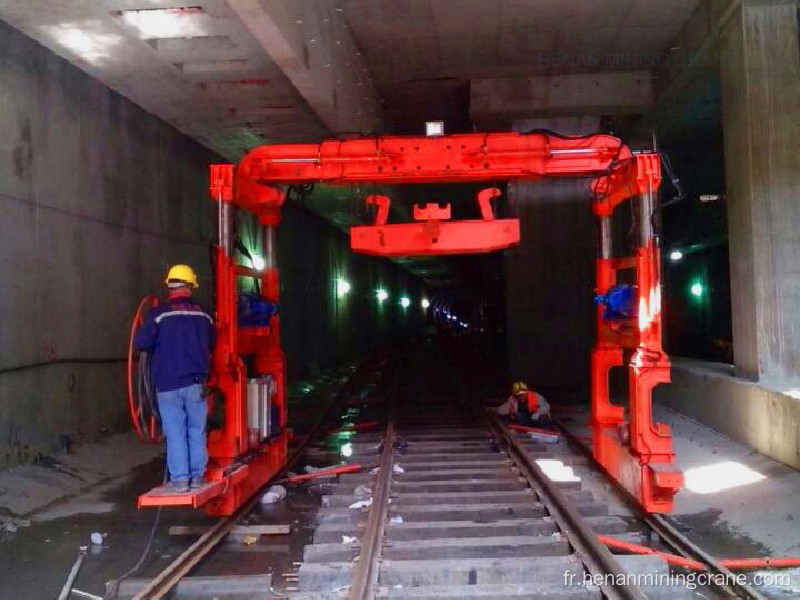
[135,265,214,493]
[489,381,552,427]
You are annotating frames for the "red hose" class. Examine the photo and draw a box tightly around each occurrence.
[127,295,161,443]
[599,535,800,571]
[597,535,707,570]
[507,424,560,437]
[720,557,800,569]
[282,463,364,484]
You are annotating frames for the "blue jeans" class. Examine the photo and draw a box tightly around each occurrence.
[157,383,207,483]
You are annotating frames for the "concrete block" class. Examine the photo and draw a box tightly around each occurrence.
[379,555,582,587]
[392,479,527,494]
[298,561,353,592]
[388,501,547,522]
[108,574,272,599]
[379,583,601,598]
[383,534,569,560]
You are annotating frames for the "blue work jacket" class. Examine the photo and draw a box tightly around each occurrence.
[134,296,215,392]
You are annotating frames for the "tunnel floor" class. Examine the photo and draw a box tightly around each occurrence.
[1,349,799,599]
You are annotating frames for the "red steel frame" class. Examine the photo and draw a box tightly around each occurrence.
[139,132,680,515]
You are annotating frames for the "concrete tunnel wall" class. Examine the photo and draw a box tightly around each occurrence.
[0,21,424,467]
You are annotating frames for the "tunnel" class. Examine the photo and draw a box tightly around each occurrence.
[0,1,799,599]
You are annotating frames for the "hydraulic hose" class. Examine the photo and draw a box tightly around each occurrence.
[127,296,162,443]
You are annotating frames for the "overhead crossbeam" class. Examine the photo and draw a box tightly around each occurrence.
[235,132,631,187]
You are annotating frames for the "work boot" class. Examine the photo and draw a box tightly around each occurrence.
[167,480,189,493]
[189,477,203,490]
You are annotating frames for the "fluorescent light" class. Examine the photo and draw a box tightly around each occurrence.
[43,23,122,65]
[684,461,765,494]
[118,7,212,39]
[400,296,410,308]
[336,279,351,298]
[425,120,444,137]
[670,250,683,261]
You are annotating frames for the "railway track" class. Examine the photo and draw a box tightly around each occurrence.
[295,347,685,599]
[118,342,776,600]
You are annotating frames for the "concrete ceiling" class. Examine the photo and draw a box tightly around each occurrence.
[0,0,702,158]
[343,0,701,84]
[0,0,704,285]
[0,0,332,159]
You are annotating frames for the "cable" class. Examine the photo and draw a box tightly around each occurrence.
[136,352,159,437]
[659,153,685,207]
[108,461,167,599]
[650,152,687,237]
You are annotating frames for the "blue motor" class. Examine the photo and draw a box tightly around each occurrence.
[238,293,279,327]
[595,284,638,321]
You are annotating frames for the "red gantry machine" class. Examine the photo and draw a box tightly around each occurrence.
[130,131,682,516]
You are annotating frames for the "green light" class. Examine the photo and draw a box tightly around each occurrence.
[400,296,410,308]
[376,289,388,302]
[690,282,704,297]
[340,442,353,457]
[336,278,351,298]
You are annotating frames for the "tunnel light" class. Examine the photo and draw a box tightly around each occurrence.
[690,282,705,297]
[375,289,388,303]
[250,255,265,271]
[425,120,444,137]
[340,443,353,458]
[400,296,411,308]
[421,298,430,309]
[44,23,123,65]
[670,250,684,262]
[336,279,351,298]
[118,7,212,39]
[684,461,765,494]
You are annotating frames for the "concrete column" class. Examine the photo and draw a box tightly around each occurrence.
[720,1,800,384]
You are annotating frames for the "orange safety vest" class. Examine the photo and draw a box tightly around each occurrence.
[524,391,539,413]
[509,391,538,418]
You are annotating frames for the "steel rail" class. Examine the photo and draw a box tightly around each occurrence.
[555,419,767,600]
[483,412,649,600]
[437,346,647,600]
[128,353,384,600]
[348,364,400,600]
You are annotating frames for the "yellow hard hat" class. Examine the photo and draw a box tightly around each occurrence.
[165,264,198,288]
[511,381,529,395]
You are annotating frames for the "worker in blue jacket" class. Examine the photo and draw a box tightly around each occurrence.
[135,265,214,493]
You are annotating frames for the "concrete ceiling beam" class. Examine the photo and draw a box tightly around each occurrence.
[636,0,743,141]
[226,0,382,136]
[470,70,653,128]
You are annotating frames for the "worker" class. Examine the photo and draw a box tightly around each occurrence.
[489,381,551,427]
[135,265,214,493]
